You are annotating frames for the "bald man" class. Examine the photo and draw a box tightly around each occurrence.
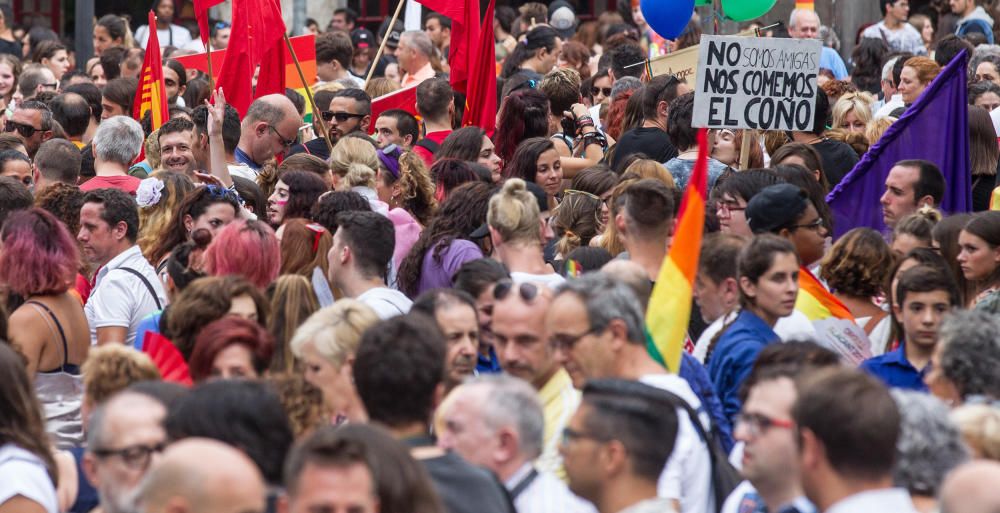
[133,438,267,513]
[940,460,1000,513]
[233,94,301,180]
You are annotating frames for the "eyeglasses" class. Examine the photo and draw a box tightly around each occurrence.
[322,111,365,123]
[563,189,601,201]
[734,413,794,438]
[789,217,824,232]
[41,82,58,89]
[268,125,296,149]
[561,426,609,446]
[4,120,41,138]
[549,326,603,351]
[591,86,611,97]
[493,279,539,302]
[715,199,746,216]
[92,442,167,470]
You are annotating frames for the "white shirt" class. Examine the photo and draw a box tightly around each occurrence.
[825,488,918,513]
[505,463,596,513]
[229,163,258,182]
[875,94,905,119]
[134,23,193,50]
[0,444,58,513]
[356,287,412,319]
[692,310,817,364]
[722,481,817,513]
[639,374,714,513]
[85,245,167,347]
[511,271,566,289]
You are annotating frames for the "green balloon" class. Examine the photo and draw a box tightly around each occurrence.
[722,0,776,22]
[695,0,711,5]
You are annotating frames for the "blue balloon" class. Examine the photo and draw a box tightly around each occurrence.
[641,0,696,40]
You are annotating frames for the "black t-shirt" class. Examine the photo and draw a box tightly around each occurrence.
[286,137,331,161]
[421,452,516,513]
[610,127,679,172]
[812,138,859,187]
[0,38,19,58]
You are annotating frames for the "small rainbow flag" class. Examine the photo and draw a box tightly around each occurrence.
[133,11,168,130]
[796,267,872,364]
[795,0,815,10]
[172,34,317,122]
[566,259,581,278]
[646,128,709,373]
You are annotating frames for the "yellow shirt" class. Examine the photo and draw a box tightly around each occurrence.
[537,367,580,482]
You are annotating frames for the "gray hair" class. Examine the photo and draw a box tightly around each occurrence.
[93,115,144,166]
[611,76,643,100]
[400,30,434,58]
[555,272,646,346]
[464,374,545,459]
[882,56,901,82]
[891,389,969,496]
[788,8,820,29]
[938,310,1000,400]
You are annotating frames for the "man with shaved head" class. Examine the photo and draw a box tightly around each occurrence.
[940,460,1000,513]
[232,93,301,180]
[133,438,267,513]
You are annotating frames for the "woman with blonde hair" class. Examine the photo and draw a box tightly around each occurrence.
[488,178,562,286]
[329,135,378,188]
[552,189,603,259]
[621,158,677,188]
[290,299,379,423]
[832,91,876,134]
[136,172,195,261]
[365,77,400,99]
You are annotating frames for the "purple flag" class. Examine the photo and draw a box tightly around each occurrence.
[826,50,971,238]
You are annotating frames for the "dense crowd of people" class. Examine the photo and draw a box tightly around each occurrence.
[1,1,1000,513]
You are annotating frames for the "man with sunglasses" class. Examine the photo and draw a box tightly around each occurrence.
[546,274,713,513]
[491,279,577,481]
[560,379,680,513]
[288,88,370,161]
[8,99,53,158]
[233,94,301,180]
[83,392,169,513]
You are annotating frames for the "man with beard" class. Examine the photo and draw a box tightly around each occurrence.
[83,392,169,513]
[157,117,197,177]
[287,88,371,161]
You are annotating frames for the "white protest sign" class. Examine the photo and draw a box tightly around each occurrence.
[693,36,821,131]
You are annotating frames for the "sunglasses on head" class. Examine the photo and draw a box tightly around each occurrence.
[321,111,365,122]
[4,120,41,138]
[493,279,540,302]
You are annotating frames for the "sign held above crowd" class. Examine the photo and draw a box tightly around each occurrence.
[693,35,821,132]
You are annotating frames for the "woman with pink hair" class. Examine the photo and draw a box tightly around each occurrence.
[0,208,90,448]
[203,218,281,289]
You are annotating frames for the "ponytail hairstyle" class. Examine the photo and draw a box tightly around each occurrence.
[706,234,798,363]
[96,14,133,49]
[495,89,550,164]
[554,189,603,257]
[893,206,941,252]
[487,178,542,246]
[501,25,560,78]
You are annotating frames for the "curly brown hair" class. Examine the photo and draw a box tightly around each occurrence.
[267,372,330,438]
[34,182,84,238]
[81,344,161,405]
[819,227,894,298]
[165,275,270,360]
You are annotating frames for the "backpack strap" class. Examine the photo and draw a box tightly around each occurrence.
[415,138,441,155]
[119,267,163,310]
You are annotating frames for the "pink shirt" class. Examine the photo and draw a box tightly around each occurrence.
[401,62,435,87]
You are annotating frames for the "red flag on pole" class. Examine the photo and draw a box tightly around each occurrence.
[461,0,496,136]
[215,0,287,115]
[193,0,225,45]
[415,0,479,93]
[133,11,169,130]
[368,85,420,135]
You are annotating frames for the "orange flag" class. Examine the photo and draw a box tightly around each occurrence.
[646,128,708,373]
[133,11,169,130]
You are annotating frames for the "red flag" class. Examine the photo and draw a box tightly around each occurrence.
[416,0,479,93]
[368,85,419,135]
[193,0,225,46]
[215,0,287,115]
[461,0,496,136]
[133,11,168,130]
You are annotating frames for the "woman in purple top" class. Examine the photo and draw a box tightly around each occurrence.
[397,182,494,298]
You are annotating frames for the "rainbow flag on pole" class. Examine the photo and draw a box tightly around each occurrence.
[646,128,709,373]
[133,10,168,130]
[796,267,872,364]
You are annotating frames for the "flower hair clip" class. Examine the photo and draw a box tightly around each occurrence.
[136,177,165,208]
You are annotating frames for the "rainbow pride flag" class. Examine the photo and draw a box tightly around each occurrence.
[172,34,317,121]
[646,128,709,373]
[796,267,872,364]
